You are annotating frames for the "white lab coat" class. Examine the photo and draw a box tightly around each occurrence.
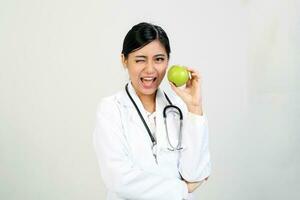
[93,82,211,200]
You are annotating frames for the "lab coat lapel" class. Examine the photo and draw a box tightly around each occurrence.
[125,82,153,144]
[155,88,169,150]
[122,82,170,151]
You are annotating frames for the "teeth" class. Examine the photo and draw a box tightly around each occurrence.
[142,77,155,81]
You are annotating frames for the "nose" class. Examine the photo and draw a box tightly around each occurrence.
[144,61,156,73]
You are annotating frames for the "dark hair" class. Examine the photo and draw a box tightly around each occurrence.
[121,22,171,59]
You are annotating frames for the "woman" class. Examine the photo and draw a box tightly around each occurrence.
[93,22,211,200]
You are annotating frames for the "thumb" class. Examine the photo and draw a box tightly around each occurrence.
[169,81,182,97]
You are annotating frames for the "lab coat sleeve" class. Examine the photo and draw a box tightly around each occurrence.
[179,112,212,182]
[93,98,189,200]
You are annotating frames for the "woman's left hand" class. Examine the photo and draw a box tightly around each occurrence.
[169,67,203,115]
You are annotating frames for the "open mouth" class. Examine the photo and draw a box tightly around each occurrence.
[140,77,157,89]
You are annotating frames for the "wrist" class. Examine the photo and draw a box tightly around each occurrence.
[187,104,203,116]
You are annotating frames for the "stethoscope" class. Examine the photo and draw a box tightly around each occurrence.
[125,83,183,159]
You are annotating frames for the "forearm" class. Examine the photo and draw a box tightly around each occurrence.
[179,112,211,182]
[188,106,203,116]
[187,104,203,116]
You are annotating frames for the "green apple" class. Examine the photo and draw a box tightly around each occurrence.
[167,65,189,87]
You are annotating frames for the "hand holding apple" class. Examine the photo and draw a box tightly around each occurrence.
[168,66,204,116]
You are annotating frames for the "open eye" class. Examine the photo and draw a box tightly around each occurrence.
[135,60,145,63]
[155,57,165,62]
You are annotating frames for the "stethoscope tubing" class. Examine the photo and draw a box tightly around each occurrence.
[125,83,184,152]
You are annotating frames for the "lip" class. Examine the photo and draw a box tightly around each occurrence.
[139,76,158,90]
[141,76,157,79]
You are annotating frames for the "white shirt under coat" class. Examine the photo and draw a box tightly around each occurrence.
[93,82,211,200]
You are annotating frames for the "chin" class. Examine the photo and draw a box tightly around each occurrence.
[141,88,157,96]
[134,81,159,97]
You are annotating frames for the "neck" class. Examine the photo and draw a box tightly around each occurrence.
[130,82,157,113]
[138,92,156,113]
[132,88,156,113]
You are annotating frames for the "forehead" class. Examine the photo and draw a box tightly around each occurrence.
[131,40,167,57]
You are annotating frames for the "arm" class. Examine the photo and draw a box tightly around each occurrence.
[93,99,189,200]
[169,67,211,184]
[179,112,211,183]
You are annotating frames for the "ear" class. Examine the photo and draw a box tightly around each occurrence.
[121,54,128,69]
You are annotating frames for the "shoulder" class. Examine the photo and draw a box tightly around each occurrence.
[96,90,125,117]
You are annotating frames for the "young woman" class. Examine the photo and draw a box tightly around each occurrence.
[93,22,211,200]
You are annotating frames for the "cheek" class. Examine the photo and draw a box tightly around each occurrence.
[160,68,167,77]
[127,66,140,77]
[156,68,167,83]
[159,65,168,76]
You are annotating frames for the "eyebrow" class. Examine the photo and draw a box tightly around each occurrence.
[134,54,166,58]
[135,55,147,59]
[154,54,166,57]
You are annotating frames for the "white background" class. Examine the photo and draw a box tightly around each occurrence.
[0,0,299,199]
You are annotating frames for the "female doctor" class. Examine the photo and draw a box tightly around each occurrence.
[93,22,211,200]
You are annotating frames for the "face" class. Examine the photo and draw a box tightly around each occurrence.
[122,40,169,98]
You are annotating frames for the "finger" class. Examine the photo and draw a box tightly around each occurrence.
[186,73,200,89]
[186,67,201,80]
[190,71,201,79]
[169,81,177,90]
[191,72,200,80]
[186,67,200,75]
[169,81,183,96]
[186,78,192,87]
[189,73,201,85]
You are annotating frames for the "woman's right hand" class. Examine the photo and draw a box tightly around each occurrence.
[185,177,209,193]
